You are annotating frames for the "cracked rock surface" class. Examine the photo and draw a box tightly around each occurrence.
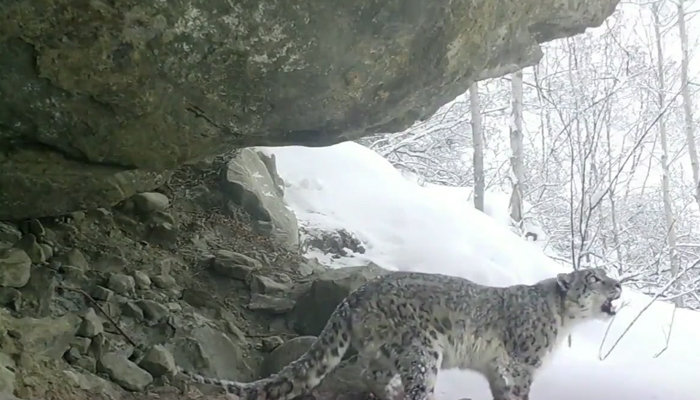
[0,155,378,400]
[0,0,619,219]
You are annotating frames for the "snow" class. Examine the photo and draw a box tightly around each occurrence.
[260,142,700,400]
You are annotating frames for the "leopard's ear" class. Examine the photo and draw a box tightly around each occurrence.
[556,272,572,292]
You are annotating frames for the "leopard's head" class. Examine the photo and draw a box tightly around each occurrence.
[556,268,622,321]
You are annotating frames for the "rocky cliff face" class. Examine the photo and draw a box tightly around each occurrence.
[0,0,619,220]
[0,151,391,400]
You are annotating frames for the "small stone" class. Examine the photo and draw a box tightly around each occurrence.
[249,274,291,295]
[74,356,97,373]
[0,248,31,288]
[141,290,166,301]
[104,336,135,358]
[19,265,55,316]
[71,211,86,222]
[92,286,114,301]
[138,345,176,378]
[260,336,318,377]
[64,347,82,364]
[42,227,57,243]
[98,352,153,392]
[164,287,182,300]
[55,248,89,270]
[94,254,128,270]
[113,294,129,305]
[0,223,21,244]
[108,273,136,295]
[26,219,45,238]
[296,259,326,277]
[0,288,21,311]
[0,365,15,395]
[89,333,112,358]
[211,250,262,280]
[181,288,216,309]
[166,315,180,331]
[137,300,169,322]
[157,258,179,276]
[151,274,176,289]
[146,222,179,248]
[132,271,151,289]
[121,302,144,320]
[70,337,92,354]
[132,192,170,214]
[147,211,176,226]
[39,244,54,260]
[0,353,14,370]
[12,234,45,264]
[166,302,181,312]
[251,219,274,236]
[129,346,145,362]
[261,336,284,352]
[0,358,13,395]
[212,263,256,281]
[59,265,85,280]
[64,371,84,388]
[78,308,104,338]
[248,294,295,314]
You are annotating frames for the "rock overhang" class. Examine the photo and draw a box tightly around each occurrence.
[0,0,620,220]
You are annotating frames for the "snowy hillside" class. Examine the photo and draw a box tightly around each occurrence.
[260,142,699,400]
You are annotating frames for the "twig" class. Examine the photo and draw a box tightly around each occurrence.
[598,257,700,360]
[57,285,138,347]
[653,304,677,358]
[597,300,630,358]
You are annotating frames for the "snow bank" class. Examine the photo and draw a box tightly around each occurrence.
[261,142,700,400]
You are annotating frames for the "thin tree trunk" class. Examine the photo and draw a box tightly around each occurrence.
[678,0,700,216]
[509,70,526,227]
[470,82,485,212]
[605,109,622,273]
[653,4,682,308]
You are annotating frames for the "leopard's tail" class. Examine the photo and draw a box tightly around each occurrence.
[181,300,353,400]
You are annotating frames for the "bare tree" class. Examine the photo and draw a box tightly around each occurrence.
[354,2,700,309]
[470,82,485,211]
[653,2,682,308]
[509,69,526,227]
[677,0,700,215]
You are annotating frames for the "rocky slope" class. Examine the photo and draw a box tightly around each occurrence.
[0,149,388,400]
[0,0,621,220]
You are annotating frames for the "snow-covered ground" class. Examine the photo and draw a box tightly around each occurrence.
[261,142,700,400]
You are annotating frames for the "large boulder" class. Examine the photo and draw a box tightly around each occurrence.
[289,264,389,336]
[223,149,299,252]
[0,0,619,220]
[0,308,81,360]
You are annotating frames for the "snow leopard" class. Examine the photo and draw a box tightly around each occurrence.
[179,267,622,400]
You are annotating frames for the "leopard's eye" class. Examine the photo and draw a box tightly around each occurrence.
[587,274,600,284]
